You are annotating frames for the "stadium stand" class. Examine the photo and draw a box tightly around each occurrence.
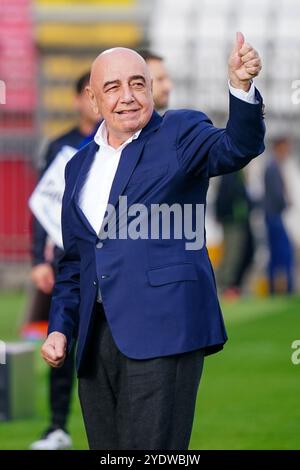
[148,0,300,135]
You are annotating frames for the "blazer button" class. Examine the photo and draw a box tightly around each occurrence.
[96,241,103,249]
[101,275,108,279]
[93,280,97,286]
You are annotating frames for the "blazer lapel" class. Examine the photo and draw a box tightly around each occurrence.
[73,140,99,204]
[107,110,162,210]
[71,141,99,236]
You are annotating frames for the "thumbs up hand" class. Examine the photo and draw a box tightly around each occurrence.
[228,32,262,91]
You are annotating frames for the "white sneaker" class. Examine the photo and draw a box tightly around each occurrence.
[29,428,72,450]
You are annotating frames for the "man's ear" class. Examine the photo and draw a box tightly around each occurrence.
[85,85,99,115]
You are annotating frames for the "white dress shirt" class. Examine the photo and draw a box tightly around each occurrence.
[79,120,142,235]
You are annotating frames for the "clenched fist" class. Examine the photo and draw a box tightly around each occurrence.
[228,32,262,92]
[41,331,67,368]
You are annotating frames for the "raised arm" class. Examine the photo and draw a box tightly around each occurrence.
[175,32,265,178]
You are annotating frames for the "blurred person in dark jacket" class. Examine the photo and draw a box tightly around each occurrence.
[215,170,254,299]
[139,50,173,112]
[29,71,99,450]
[264,137,294,294]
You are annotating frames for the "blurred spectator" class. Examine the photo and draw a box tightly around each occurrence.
[28,71,99,450]
[215,170,254,299]
[264,137,294,294]
[138,50,173,111]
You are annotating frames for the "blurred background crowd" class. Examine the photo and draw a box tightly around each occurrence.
[0,0,300,451]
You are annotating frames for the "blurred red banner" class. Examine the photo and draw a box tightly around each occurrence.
[0,0,37,112]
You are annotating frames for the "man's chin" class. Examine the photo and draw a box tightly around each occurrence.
[121,122,142,133]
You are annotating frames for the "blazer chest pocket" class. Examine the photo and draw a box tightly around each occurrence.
[128,164,169,187]
[147,263,198,286]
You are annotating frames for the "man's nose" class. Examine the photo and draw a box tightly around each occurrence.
[120,85,135,103]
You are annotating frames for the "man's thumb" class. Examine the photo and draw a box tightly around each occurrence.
[235,31,245,52]
[53,334,66,358]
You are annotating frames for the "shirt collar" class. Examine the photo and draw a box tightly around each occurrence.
[94,120,142,151]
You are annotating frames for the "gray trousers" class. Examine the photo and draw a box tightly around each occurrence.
[78,303,205,450]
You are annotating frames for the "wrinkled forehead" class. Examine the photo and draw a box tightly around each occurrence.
[92,53,150,87]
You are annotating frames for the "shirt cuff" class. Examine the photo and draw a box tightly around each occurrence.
[228,80,257,104]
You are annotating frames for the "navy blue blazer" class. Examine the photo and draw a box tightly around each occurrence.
[48,91,265,375]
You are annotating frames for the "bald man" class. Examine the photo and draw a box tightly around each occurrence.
[42,35,265,450]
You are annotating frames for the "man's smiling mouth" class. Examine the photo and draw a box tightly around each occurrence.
[116,109,140,115]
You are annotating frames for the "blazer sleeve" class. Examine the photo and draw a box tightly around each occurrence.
[175,89,265,178]
[47,160,80,353]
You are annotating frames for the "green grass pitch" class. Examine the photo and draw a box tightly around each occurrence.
[0,291,299,450]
